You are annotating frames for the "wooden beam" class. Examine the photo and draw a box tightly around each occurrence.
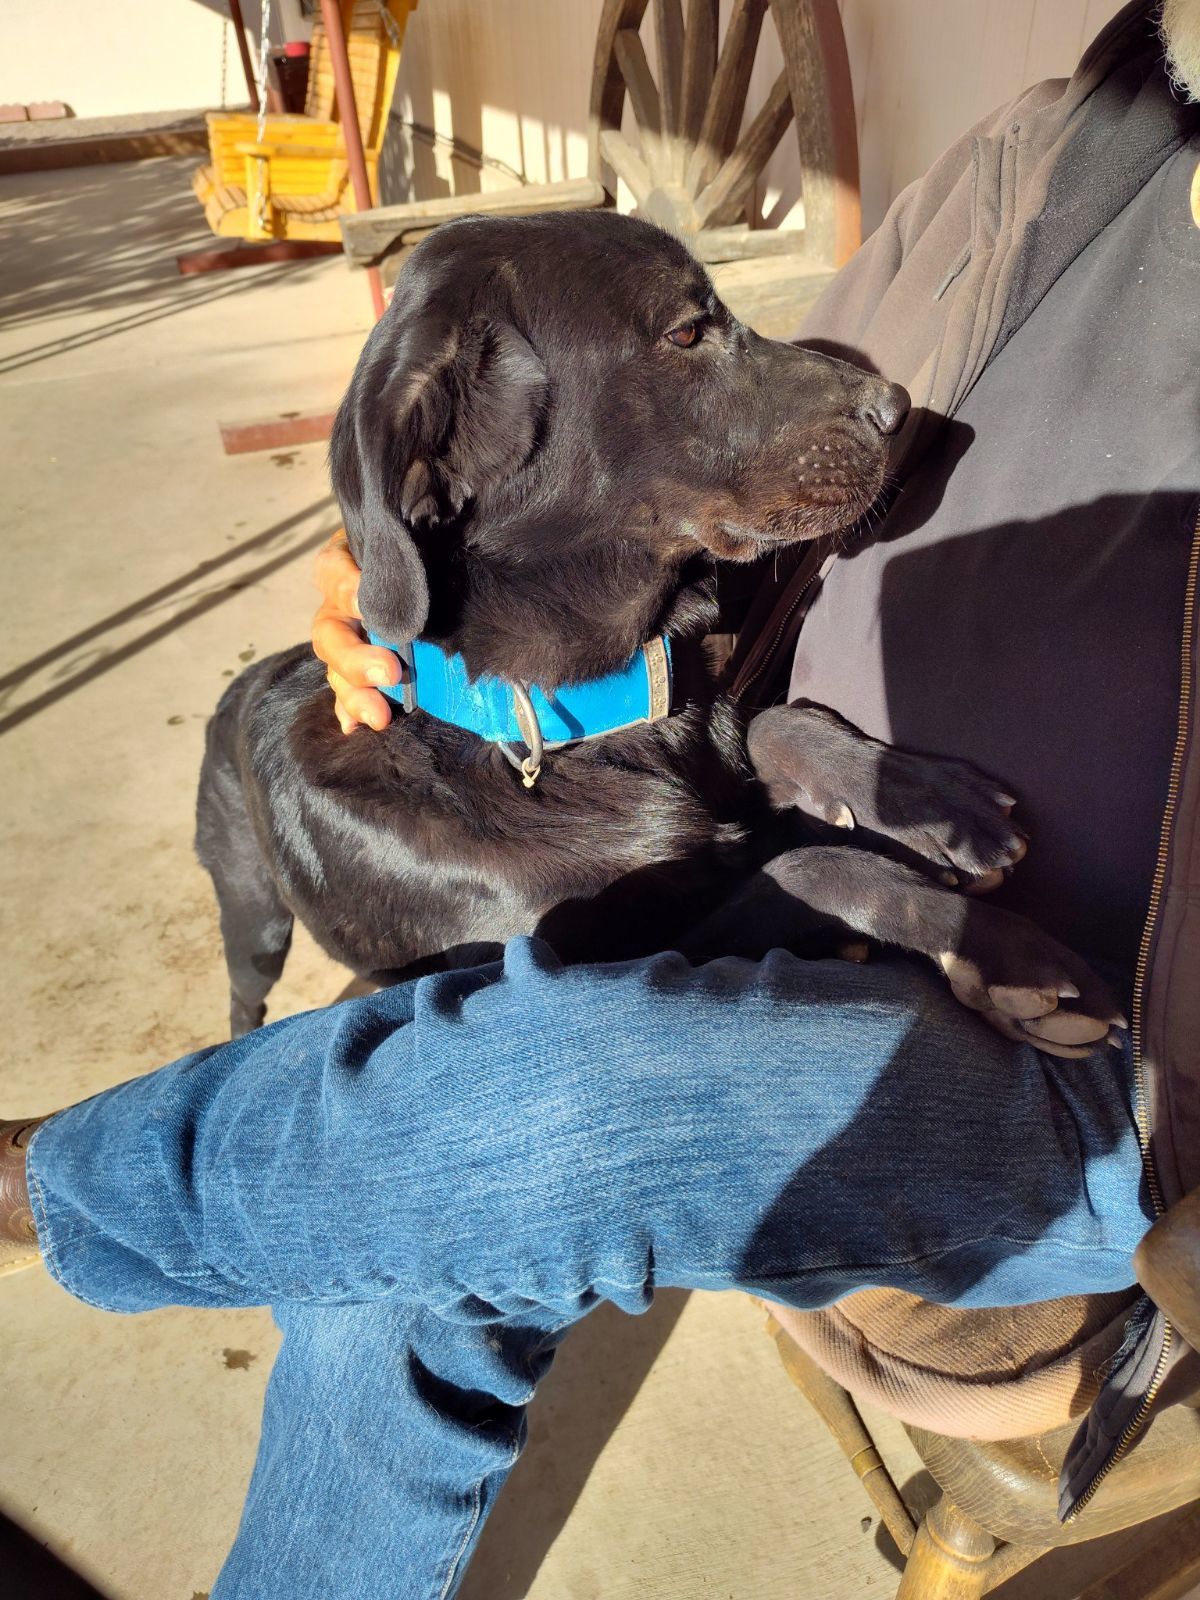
[219,410,338,455]
[688,223,808,262]
[339,177,606,267]
[176,239,343,276]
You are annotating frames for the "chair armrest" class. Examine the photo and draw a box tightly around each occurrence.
[1133,1187,1200,1354]
[233,140,340,159]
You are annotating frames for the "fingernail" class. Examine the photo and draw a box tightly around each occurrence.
[1057,982,1080,999]
[366,665,391,686]
[940,870,959,887]
[1112,1013,1129,1030]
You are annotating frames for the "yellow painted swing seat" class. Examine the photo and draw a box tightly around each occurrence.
[192,0,415,242]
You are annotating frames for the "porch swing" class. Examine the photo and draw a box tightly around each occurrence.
[192,0,416,244]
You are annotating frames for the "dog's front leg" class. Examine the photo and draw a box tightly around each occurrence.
[747,701,1025,888]
[680,846,1125,1061]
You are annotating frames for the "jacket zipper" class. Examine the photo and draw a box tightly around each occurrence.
[1066,505,1200,1519]
[732,567,821,705]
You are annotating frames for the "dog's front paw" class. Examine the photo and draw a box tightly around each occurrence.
[855,748,1026,889]
[937,905,1127,1060]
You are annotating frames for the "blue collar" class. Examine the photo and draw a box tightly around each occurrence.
[367,633,674,785]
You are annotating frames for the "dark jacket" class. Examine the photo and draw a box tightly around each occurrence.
[732,0,1200,1516]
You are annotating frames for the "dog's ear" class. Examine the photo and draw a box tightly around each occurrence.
[330,312,547,644]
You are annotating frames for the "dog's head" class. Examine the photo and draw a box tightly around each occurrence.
[331,210,908,684]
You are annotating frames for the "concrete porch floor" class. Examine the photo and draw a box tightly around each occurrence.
[0,158,1194,1600]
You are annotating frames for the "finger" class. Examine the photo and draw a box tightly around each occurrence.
[334,704,357,737]
[313,614,400,688]
[327,669,393,731]
[313,532,364,619]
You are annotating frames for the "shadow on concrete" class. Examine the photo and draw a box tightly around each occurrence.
[0,497,337,736]
[0,158,347,375]
[0,1512,109,1600]
[457,1290,691,1600]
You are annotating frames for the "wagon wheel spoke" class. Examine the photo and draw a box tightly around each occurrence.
[679,0,718,146]
[694,69,793,230]
[686,0,768,196]
[598,127,655,209]
[653,0,686,177]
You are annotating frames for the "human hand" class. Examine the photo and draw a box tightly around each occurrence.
[311,531,399,734]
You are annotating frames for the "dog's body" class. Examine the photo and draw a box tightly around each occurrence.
[198,211,1116,1042]
[199,639,755,1003]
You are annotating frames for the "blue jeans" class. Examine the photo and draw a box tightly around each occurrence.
[25,938,1150,1598]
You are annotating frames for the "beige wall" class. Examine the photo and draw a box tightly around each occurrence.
[387,0,1128,235]
[0,0,309,119]
[3,0,1127,238]
[0,0,229,117]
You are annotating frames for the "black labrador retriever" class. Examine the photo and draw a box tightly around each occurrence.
[197,211,1119,1051]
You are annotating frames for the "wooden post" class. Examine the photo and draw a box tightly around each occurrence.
[228,0,260,112]
[896,1498,996,1600]
[319,0,387,319]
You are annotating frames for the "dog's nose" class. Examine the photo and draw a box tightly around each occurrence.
[859,382,910,437]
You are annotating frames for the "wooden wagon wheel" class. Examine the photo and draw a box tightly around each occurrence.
[589,0,860,270]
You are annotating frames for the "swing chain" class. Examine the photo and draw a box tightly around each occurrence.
[375,0,403,49]
[253,0,274,229]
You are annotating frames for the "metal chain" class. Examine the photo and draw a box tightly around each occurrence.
[253,0,274,230]
[375,0,402,49]
[254,0,273,145]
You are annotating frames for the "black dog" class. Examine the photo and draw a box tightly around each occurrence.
[197,211,1117,1046]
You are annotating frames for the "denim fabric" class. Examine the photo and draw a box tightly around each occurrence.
[26,938,1150,1598]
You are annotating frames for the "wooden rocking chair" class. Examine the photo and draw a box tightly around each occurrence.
[766,1188,1200,1598]
[192,0,416,244]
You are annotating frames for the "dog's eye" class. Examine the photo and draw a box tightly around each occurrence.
[664,321,701,348]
